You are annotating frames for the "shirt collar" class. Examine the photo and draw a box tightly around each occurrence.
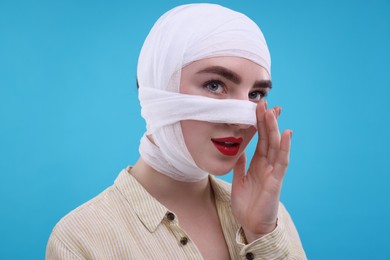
[114,167,232,232]
[114,167,168,233]
[209,175,231,203]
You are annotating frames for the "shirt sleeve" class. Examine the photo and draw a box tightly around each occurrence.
[46,232,83,260]
[235,203,307,260]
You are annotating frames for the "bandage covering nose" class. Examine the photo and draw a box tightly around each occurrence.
[137,3,271,182]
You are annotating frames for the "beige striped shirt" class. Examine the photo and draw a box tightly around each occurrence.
[46,167,306,259]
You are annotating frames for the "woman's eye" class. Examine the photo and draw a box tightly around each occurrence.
[248,90,266,102]
[203,80,225,94]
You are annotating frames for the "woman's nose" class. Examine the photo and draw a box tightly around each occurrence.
[233,92,250,101]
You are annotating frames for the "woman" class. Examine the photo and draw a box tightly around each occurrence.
[47,3,306,259]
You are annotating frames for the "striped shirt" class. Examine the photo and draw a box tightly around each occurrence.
[46,167,306,259]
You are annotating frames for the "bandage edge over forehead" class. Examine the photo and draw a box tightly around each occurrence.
[137,3,271,93]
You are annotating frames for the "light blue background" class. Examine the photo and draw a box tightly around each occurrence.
[1,0,389,259]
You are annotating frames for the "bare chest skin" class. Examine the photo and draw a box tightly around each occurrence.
[171,200,231,260]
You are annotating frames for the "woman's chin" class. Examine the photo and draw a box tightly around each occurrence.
[201,164,235,176]
[196,154,243,176]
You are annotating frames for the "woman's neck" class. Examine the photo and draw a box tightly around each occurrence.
[129,158,213,209]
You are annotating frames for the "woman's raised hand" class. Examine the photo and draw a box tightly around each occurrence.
[231,100,292,243]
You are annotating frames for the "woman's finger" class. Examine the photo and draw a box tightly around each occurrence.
[254,100,268,158]
[273,130,292,181]
[266,109,281,164]
[274,106,282,120]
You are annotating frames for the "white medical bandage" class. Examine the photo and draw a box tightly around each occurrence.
[137,4,271,182]
[139,88,257,135]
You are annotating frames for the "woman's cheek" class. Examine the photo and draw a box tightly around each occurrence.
[243,127,257,147]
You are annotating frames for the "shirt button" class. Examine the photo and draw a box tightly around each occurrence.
[246,252,254,260]
[180,237,189,245]
[166,212,175,221]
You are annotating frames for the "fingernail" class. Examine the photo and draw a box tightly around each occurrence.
[278,107,282,117]
[272,109,276,117]
[264,100,268,110]
[290,130,293,138]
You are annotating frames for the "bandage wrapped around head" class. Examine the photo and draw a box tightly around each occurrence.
[137,3,271,182]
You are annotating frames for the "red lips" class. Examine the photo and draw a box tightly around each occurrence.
[211,137,243,156]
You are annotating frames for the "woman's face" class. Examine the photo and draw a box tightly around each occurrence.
[180,57,271,175]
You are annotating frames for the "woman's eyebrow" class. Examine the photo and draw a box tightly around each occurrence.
[254,80,272,89]
[196,66,272,89]
[197,66,242,84]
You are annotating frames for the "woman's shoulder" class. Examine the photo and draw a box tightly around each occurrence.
[50,168,136,234]
[46,176,142,257]
[50,186,118,235]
